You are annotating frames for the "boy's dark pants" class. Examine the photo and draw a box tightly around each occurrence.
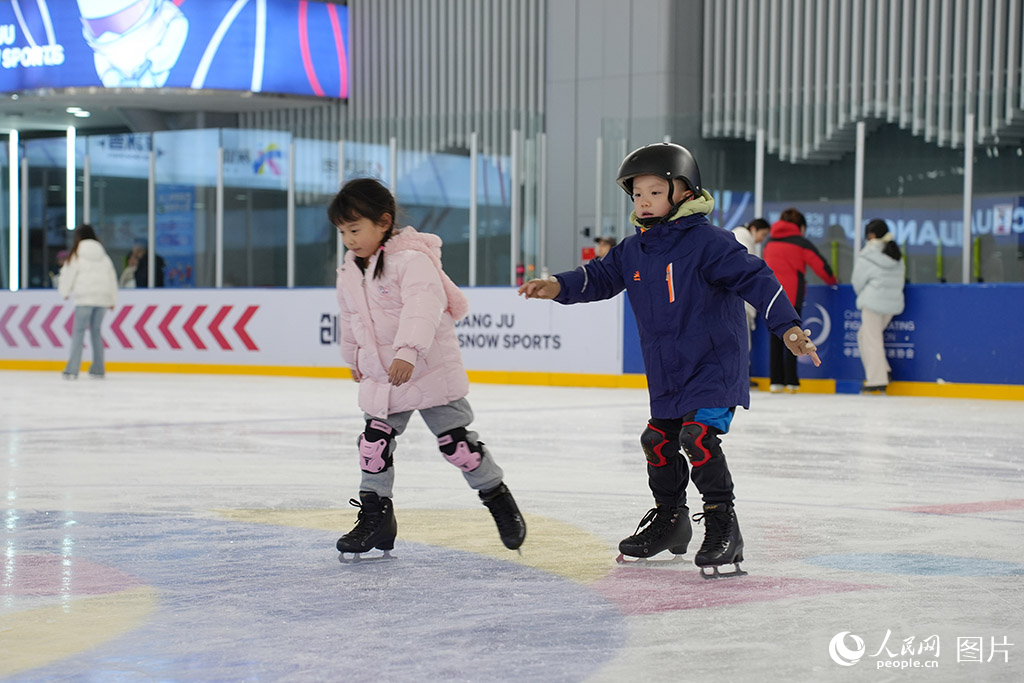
[643,411,735,508]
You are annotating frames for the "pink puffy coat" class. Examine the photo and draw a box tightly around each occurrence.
[336,226,471,419]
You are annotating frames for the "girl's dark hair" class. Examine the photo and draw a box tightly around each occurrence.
[327,178,397,279]
[866,218,901,261]
[68,224,99,260]
[779,207,806,228]
[747,217,770,232]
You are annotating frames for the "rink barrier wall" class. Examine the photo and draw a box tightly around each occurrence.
[1,284,1021,400]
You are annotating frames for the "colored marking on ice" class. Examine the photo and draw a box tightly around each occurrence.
[220,508,617,584]
[804,553,1024,577]
[2,586,158,678]
[891,499,1024,515]
[3,553,146,595]
[591,568,880,615]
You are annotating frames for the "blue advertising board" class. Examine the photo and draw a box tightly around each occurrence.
[0,0,348,97]
[626,284,1024,387]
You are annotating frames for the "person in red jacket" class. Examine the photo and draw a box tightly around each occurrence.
[762,208,837,392]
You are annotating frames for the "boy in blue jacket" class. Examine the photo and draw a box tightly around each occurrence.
[518,143,820,578]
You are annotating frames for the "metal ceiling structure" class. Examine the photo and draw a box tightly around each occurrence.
[0,87,326,136]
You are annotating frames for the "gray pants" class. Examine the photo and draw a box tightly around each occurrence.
[64,306,107,377]
[359,397,504,498]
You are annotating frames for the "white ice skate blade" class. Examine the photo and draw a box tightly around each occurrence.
[615,552,686,566]
[698,563,748,580]
[338,550,394,564]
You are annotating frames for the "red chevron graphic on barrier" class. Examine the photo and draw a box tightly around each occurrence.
[0,306,15,346]
[19,305,40,347]
[209,306,232,350]
[111,306,133,348]
[134,305,158,349]
[41,306,62,347]
[233,306,259,351]
[184,306,207,350]
[0,302,260,351]
[159,305,182,349]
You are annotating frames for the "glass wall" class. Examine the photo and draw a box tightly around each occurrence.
[23,137,79,289]
[87,133,151,285]
[0,140,8,290]
[4,126,522,289]
[598,115,1024,285]
[972,145,1024,284]
[221,130,289,287]
[295,138,341,287]
[477,150,514,285]
[153,129,222,288]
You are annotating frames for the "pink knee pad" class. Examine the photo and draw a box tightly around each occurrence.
[359,419,394,473]
[437,428,483,472]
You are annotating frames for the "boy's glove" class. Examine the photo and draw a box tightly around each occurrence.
[783,326,821,367]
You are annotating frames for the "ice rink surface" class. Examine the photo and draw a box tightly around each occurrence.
[2,370,1022,682]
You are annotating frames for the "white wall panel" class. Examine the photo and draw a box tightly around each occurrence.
[239,0,546,156]
[703,0,1024,159]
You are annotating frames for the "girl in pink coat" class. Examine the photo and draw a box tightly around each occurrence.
[331,178,526,560]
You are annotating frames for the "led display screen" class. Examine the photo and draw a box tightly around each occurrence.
[0,0,348,98]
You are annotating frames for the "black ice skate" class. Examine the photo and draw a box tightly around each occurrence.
[692,503,747,579]
[616,505,692,564]
[479,482,527,551]
[336,491,397,563]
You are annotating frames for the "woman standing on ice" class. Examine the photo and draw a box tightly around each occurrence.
[58,224,118,379]
[851,219,906,394]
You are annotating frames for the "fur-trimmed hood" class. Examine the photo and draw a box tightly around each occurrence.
[629,189,716,230]
[382,226,469,321]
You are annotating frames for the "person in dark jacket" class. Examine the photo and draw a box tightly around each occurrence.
[518,143,821,578]
[762,208,837,393]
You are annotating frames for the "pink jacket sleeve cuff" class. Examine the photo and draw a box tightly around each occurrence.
[393,347,419,365]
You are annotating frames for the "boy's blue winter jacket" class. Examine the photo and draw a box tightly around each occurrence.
[553,198,802,419]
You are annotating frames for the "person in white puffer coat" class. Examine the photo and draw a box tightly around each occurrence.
[58,224,118,379]
[730,217,771,352]
[331,178,526,559]
[851,219,906,393]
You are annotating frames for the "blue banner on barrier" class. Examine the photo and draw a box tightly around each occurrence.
[627,284,1024,387]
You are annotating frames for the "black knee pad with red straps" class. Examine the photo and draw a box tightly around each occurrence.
[640,423,681,467]
[679,421,723,467]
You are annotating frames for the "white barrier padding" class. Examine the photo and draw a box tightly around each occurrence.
[0,288,624,374]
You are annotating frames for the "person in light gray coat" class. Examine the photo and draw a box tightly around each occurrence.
[851,219,905,393]
[58,224,118,379]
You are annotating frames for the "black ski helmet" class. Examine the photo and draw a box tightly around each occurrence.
[615,142,702,199]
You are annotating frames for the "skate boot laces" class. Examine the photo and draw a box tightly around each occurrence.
[692,507,731,554]
[344,497,385,544]
[632,506,679,542]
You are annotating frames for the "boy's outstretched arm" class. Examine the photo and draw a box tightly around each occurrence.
[518,278,562,299]
[782,326,821,367]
